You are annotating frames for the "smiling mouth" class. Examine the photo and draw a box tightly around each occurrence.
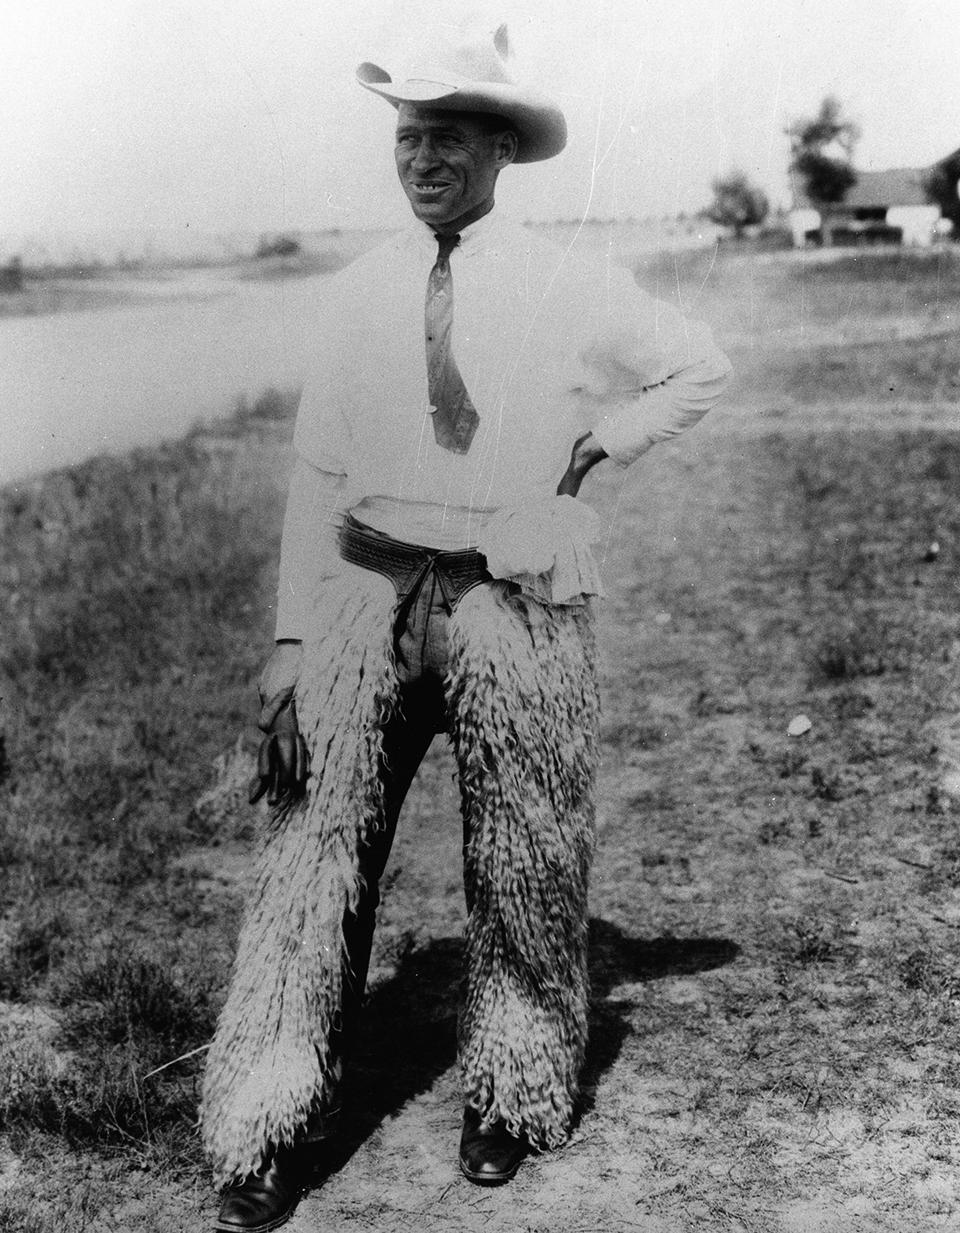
[410,182,450,194]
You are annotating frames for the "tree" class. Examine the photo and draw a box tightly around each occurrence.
[0,255,23,293]
[255,233,302,259]
[787,95,860,206]
[706,170,769,238]
[923,147,960,233]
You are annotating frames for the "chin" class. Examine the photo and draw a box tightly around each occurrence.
[408,201,450,227]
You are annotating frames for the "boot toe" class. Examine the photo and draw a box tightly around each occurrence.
[458,1107,527,1185]
[214,1146,307,1232]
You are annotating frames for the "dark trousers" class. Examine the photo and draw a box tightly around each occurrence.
[327,563,458,1105]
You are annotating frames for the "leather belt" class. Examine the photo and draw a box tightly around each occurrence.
[337,515,491,626]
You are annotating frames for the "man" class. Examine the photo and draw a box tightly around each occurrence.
[201,23,731,1232]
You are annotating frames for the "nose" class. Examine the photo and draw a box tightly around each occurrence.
[410,136,439,172]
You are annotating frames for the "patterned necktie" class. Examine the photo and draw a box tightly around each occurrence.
[425,232,480,454]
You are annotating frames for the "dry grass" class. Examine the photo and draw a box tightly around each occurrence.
[0,406,294,1211]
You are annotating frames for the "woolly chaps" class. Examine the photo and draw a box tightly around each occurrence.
[200,565,599,1185]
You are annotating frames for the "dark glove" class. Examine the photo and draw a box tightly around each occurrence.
[248,691,310,806]
[556,432,608,497]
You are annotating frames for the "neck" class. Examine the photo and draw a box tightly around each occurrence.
[431,195,495,237]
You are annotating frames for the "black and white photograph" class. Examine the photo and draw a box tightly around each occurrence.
[2,1,959,1229]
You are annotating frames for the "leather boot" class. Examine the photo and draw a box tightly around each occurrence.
[458,1106,528,1185]
[214,1144,310,1232]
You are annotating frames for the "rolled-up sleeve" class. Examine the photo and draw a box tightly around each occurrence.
[584,284,732,467]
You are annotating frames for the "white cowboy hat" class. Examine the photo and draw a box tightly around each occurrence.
[357,23,567,164]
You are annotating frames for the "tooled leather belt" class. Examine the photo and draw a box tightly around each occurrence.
[337,514,491,628]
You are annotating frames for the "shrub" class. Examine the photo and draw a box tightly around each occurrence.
[0,911,70,1000]
[790,916,843,964]
[0,1034,200,1163]
[705,170,769,237]
[232,386,299,425]
[815,626,889,680]
[55,943,215,1061]
[255,233,301,259]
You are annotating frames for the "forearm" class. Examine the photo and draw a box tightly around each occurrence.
[592,349,732,466]
[581,277,733,467]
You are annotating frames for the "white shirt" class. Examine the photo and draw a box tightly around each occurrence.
[276,209,731,638]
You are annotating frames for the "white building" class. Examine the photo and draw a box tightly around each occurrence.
[789,167,942,248]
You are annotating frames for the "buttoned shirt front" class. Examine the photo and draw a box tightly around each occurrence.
[294,210,730,511]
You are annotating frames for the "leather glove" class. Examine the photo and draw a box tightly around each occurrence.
[248,643,310,806]
[556,432,608,497]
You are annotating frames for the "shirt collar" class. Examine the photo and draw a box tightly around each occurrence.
[407,206,506,261]
[455,208,501,255]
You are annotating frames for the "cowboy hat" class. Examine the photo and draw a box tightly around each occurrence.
[357,23,566,163]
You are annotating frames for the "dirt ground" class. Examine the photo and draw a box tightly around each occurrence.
[2,243,959,1232]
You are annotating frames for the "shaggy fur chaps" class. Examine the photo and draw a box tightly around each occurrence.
[200,565,599,1186]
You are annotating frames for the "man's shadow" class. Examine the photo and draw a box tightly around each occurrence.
[320,919,738,1174]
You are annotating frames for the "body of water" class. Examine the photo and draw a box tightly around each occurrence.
[2,272,323,485]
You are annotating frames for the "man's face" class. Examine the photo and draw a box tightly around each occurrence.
[394,104,515,234]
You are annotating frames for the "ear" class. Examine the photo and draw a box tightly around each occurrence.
[492,128,518,168]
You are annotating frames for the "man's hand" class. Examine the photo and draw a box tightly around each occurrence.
[248,641,310,807]
[556,432,608,497]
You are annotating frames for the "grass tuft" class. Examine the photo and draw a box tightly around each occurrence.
[815,625,890,680]
[0,910,70,1001]
[55,942,216,1062]
[0,1035,201,1165]
[788,916,846,965]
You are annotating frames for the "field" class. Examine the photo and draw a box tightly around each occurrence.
[1,238,959,1231]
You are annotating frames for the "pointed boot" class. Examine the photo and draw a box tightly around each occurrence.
[214,1144,310,1232]
[458,1106,528,1185]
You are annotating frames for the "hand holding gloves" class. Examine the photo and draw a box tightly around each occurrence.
[248,641,310,807]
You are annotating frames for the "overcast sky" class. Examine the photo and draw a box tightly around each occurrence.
[4,0,959,247]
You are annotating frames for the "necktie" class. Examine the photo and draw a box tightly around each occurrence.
[425,232,480,454]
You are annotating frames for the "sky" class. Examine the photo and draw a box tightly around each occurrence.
[3,0,959,253]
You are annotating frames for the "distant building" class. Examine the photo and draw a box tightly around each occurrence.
[789,166,943,248]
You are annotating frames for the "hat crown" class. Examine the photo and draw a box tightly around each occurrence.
[388,23,514,90]
[422,23,513,86]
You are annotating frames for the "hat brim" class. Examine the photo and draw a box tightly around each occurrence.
[357,62,567,163]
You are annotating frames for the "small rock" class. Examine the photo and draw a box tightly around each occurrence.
[941,770,960,799]
[654,612,671,626]
[923,541,940,562]
[787,714,812,737]
[0,1144,22,1193]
